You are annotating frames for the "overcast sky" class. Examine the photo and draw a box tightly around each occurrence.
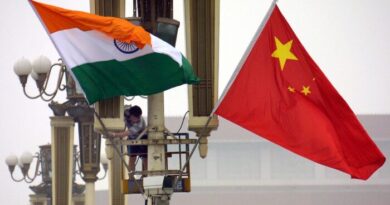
[1,0,390,204]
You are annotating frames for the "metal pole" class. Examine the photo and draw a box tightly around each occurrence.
[147,93,167,204]
[147,93,166,171]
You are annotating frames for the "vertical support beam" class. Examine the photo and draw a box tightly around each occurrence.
[90,1,126,204]
[185,0,220,158]
[85,182,96,205]
[147,93,166,172]
[106,138,126,205]
[147,93,168,204]
[50,116,74,205]
[95,97,126,205]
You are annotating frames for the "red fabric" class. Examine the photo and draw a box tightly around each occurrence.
[215,5,385,180]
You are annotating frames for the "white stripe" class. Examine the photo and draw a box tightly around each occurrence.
[50,28,182,69]
[150,35,182,66]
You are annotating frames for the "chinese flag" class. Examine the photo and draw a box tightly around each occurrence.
[214,5,385,180]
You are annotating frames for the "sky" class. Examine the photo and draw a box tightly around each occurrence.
[1,0,390,204]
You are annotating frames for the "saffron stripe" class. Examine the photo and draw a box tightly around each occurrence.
[31,0,151,48]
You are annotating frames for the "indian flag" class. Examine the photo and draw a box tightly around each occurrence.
[29,0,199,104]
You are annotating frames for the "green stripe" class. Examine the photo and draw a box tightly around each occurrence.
[72,53,199,104]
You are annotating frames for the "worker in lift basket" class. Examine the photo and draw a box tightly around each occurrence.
[109,105,148,177]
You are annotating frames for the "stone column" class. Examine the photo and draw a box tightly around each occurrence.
[85,182,95,205]
[50,116,75,205]
[184,0,220,158]
[105,137,126,205]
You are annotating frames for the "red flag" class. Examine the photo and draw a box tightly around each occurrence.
[214,4,385,180]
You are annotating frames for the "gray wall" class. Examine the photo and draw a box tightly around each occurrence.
[96,115,390,205]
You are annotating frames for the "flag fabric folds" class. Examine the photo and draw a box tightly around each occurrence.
[213,4,385,180]
[29,0,199,104]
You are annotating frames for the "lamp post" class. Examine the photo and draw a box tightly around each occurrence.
[68,103,105,205]
[4,144,107,205]
[13,56,106,205]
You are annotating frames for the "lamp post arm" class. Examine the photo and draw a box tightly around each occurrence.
[9,169,26,182]
[22,86,44,99]
[21,61,66,101]
[40,90,61,102]
[41,63,66,97]
[74,151,85,179]
[24,155,41,183]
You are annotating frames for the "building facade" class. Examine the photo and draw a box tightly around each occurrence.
[97,115,390,205]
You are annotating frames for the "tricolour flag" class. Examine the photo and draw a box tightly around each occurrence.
[29,0,199,104]
[213,2,385,180]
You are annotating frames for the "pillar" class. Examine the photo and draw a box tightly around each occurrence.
[147,93,166,172]
[29,194,49,205]
[90,1,126,204]
[50,116,75,205]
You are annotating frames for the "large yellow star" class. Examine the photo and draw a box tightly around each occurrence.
[271,37,298,70]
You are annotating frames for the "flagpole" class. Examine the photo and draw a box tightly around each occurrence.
[210,0,278,115]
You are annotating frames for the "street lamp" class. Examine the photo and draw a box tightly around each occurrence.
[13,55,104,205]
[5,144,109,205]
[13,56,66,102]
[5,151,37,183]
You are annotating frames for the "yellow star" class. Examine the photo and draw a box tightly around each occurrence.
[288,86,295,93]
[301,86,311,96]
[271,37,298,70]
